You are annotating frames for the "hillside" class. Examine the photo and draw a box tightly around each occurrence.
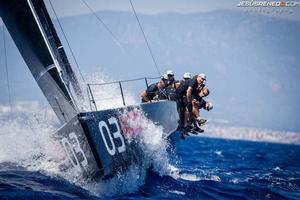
[1,10,299,131]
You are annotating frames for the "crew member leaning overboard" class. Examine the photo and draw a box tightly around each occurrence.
[140,78,166,102]
[177,73,206,127]
[191,87,213,132]
[192,87,211,123]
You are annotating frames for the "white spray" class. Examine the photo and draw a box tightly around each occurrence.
[0,73,176,196]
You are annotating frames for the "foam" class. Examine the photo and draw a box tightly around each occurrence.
[169,190,186,195]
[0,99,174,197]
[0,72,175,196]
[0,103,66,174]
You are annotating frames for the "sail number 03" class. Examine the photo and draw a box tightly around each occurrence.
[99,117,126,156]
[61,117,126,170]
[61,132,88,171]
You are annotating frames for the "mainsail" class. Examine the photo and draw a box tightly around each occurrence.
[0,0,81,123]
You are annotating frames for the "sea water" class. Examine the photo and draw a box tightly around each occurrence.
[0,75,299,199]
[0,112,299,199]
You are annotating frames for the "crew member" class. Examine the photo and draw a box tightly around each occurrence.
[141,78,166,102]
[191,87,212,132]
[177,73,206,129]
[163,70,179,101]
[166,70,175,87]
[161,74,168,86]
[192,87,210,121]
[179,72,191,86]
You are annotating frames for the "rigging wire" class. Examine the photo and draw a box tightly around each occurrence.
[128,0,161,76]
[88,76,160,86]
[2,26,13,109]
[80,0,143,74]
[48,0,86,84]
[80,0,125,51]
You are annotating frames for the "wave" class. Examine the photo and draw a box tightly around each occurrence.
[0,100,175,197]
[0,73,157,196]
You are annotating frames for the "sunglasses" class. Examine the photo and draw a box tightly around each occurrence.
[199,91,208,97]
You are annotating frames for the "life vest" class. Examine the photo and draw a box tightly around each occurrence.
[165,87,178,101]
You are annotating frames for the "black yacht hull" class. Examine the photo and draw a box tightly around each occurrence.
[55,100,181,180]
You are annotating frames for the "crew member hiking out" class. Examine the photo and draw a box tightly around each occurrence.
[190,87,213,133]
[177,73,206,131]
[176,72,191,125]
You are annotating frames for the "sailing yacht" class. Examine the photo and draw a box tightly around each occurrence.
[0,0,181,180]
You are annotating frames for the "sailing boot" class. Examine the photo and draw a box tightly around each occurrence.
[196,117,207,126]
[184,123,193,133]
[192,121,204,133]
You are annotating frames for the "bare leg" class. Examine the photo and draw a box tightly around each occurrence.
[192,100,200,119]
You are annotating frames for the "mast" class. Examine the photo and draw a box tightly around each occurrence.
[31,0,84,100]
[0,0,82,123]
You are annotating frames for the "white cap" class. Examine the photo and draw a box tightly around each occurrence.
[183,72,191,79]
[166,70,174,76]
[198,73,206,80]
[161,74,168,80]
[207,102,213,111]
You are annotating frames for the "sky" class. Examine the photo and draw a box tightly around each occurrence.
[1,0,299,26]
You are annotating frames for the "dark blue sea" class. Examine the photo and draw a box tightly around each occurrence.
[1,135,299,200]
